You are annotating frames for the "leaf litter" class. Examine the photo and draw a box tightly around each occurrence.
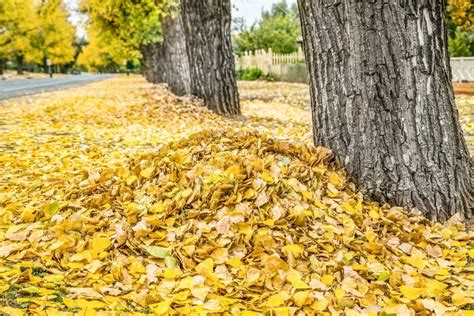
[0,77,472,315]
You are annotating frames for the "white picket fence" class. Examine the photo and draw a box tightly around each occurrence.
[236,48,305,77]
[450,57,474,82]
[235,49,474,82]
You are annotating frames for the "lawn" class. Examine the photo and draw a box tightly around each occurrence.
[0,77,472,315]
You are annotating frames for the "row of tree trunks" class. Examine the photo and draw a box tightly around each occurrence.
[144,0,240,116]
[298,0,473,222]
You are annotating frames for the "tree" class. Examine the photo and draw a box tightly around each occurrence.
[36,0,76,70]
[298,1,473,222]
[0,0,40,74]
[80,0,173,76]
[233,0,301,55]
[180,0,240,116]
[77,29,120,72]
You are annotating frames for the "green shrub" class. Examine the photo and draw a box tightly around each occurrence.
[236,68,263,80]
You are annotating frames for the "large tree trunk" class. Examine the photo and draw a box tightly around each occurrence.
[16,54,24,75]
[180,0,240,116]
[156,14,191,96]
[298,0,473,222]
[0,59,4,75]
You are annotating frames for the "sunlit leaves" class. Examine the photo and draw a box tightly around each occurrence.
[0,78,472,315]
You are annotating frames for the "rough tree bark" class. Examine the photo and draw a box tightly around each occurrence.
[155,14,191,96]
[180,0,240,116]
[298,0,473,222]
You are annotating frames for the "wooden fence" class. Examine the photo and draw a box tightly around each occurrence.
[235,48,305,77]
[235,49,474,82]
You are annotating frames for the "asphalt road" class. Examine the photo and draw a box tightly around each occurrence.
[0,74,111,101]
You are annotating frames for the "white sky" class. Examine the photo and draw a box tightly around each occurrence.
[233,0,297,27]
[64,0,297,38]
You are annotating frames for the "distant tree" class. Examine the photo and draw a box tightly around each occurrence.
[0,0,76,74]
[299,0,473,223]
[233,0,301,55]
[80,0,174,75]
[447,0,474,56]
[0,0,40,74]
[77,30,119,72]
[36,0,76,71]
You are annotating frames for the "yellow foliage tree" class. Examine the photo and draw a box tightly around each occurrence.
[0,0,40,74]
[77,28,140,72]
[448,0,474,32]
[0,0,75,74]
[79,0,175,72]
[36,0,76,68]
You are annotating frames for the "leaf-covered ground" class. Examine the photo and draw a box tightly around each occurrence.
[0,77,472,315]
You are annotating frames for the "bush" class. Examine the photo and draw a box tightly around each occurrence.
[236,67,263,80]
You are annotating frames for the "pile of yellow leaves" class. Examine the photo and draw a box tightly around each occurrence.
[0,77,472,315]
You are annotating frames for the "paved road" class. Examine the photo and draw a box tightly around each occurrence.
[0,74,111,101]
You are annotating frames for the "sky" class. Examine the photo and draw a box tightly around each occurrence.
[64,0,297,38]
[232,0,297,27]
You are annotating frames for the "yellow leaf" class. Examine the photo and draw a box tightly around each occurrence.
[314,298,329,311]
[195,258,214,274]
[301,190,313,200]
[334,287,345,302]
[328,172,344,187]
[20,208,36,223]
[150,300,172,314]
[91,236,111,253]
[225,164,241,177]
[293,290,312,307]
[287,269,309,289]
[341,199,362,215]
[282,244,304,257]
[261,171,274,183]
[368,209,380,219]
[150,201,165,213]
[241,311,260,316]
[226,257,243,268]
[452,292,470,307]
[400,285,424,300]
[321,275,334,285]
[265,292,288,307]
[243,188,256,199]
[163,268,182,280]
[140,166,154,178]
[401,256,427,270]
[126,175,137,185]
[63,298,105,309]
[129,261,145,274]
[70,250,93,263]
[468,249,474,258]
